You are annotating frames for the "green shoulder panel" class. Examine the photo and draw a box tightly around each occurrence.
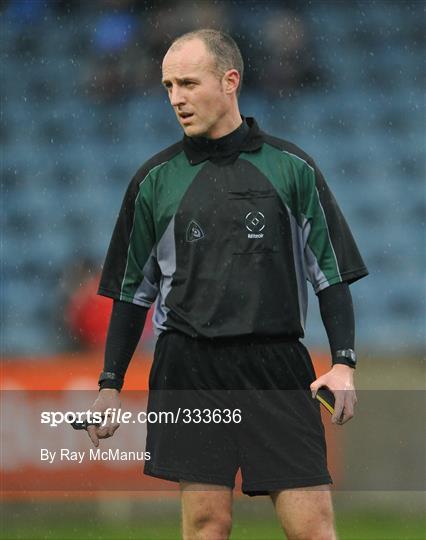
[241,142,305,225]
[121,152,204,301]
[148,150,205,241]
[240,143,341,285]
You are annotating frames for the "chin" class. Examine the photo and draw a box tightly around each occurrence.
[183,123,207,138]
[183,127,198,137]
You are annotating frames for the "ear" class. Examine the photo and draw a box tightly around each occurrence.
[223,69,240,95]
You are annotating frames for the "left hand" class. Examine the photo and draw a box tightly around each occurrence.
[310,364,357,425]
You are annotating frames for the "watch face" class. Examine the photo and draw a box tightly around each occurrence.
[336,349,356,363]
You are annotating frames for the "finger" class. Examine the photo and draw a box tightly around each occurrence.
[97,423,120,439]
[340,391,356,424]
[340,408,353,424]
[332,390,345,424]
[103,424,120,438]
[110,423,120,436]
[97,425,112,439]
[340,411,354,424]
[87,425,99,448]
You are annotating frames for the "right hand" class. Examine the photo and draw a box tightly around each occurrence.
[87,388,121,448]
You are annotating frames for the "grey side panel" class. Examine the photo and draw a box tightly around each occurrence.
[286,206,309,331]
[152,216,177,334]
[133,251,160,308]
[302,219,330,293]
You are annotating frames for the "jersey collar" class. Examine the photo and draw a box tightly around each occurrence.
[183,116,264,165]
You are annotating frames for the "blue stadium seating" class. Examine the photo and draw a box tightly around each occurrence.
[2,3,424,354]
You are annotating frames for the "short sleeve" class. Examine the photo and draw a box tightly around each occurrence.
[97,167,159,307]
[301,161,368,293]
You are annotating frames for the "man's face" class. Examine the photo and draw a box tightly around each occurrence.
[162,39,229,138]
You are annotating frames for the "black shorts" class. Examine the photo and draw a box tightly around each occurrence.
[144,332,332,496]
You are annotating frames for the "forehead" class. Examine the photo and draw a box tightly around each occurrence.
[162,39,216,79]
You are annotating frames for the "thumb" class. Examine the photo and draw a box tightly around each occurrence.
[310,377,324,398]
[87,425,99,448]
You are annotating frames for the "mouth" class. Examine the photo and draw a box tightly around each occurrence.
[179,112,194,124]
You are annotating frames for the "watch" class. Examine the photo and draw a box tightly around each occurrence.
[98,371,123,390]
[333,349,357,369]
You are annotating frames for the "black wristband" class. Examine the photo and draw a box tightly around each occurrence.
[332,349,357,369]
[98,371,123,391]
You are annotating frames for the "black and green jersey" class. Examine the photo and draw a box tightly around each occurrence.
[98,117,368,339]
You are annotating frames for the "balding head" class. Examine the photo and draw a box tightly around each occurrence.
[162,33,242,139]
[162,38,217,82]
[168,29,244,97]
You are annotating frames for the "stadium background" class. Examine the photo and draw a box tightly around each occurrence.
[1,0,425,538]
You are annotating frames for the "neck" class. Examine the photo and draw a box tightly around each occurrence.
[183,117,260,165]
[185,115,249,161]
[203,107,242,139]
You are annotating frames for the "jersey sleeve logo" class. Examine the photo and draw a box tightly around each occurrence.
[186,220,205,242]
[245,211,265,238]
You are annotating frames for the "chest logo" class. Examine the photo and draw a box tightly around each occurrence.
[245,211,265,238]
[186,220,205,242]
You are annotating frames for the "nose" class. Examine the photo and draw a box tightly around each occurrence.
[169,85,185,107]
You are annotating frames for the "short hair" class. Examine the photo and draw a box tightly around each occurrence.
[170,29,244,97]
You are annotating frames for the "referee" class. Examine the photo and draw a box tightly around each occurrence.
[87,29,368,540]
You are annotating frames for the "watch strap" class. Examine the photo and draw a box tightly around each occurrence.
[332,349,357,369]
[98,371,123,391]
